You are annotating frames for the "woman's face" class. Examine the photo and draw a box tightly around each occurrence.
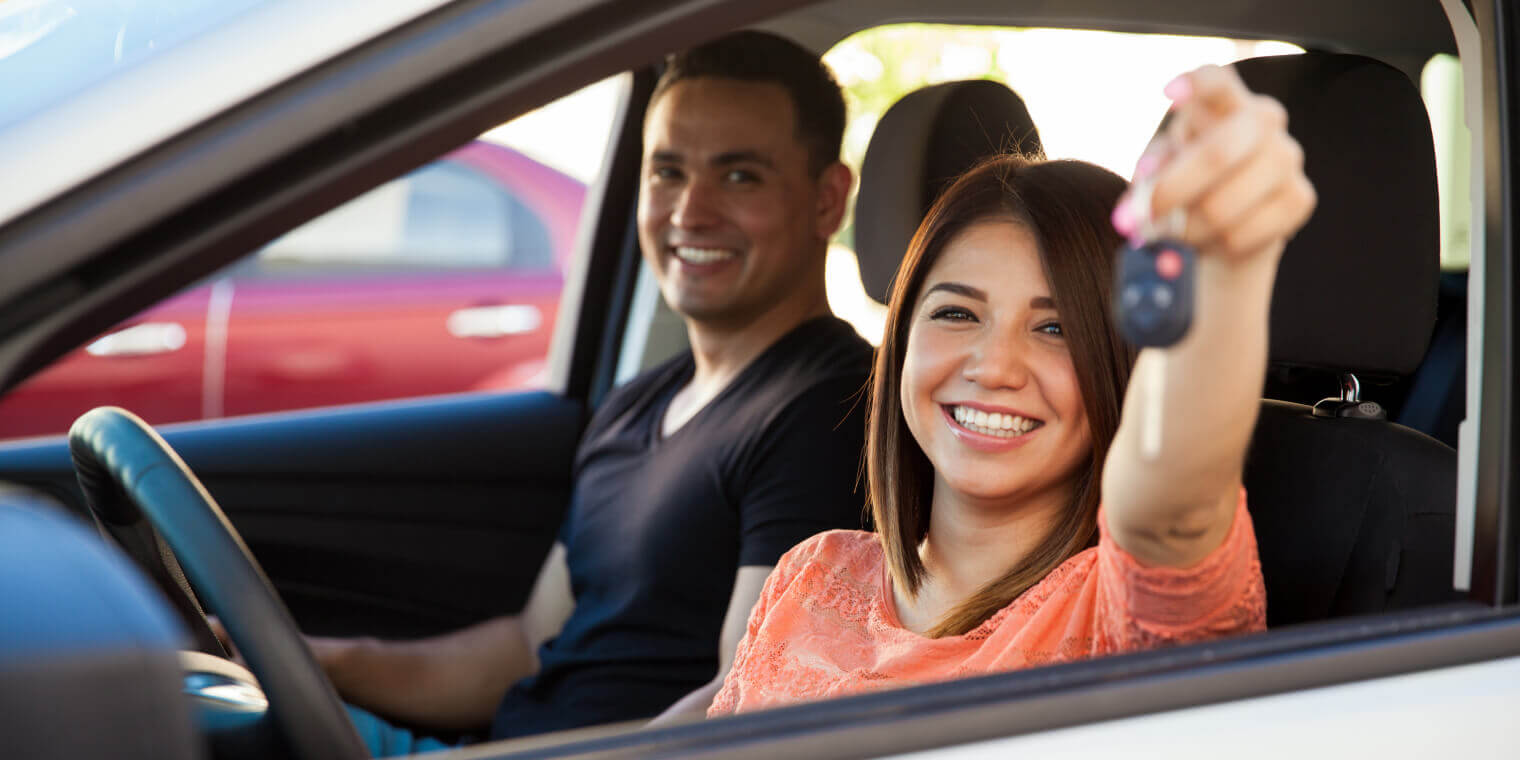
[900,218,1093,510]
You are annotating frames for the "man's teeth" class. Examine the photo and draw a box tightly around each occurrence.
[950,405,1041,437]
[674,246,737,264]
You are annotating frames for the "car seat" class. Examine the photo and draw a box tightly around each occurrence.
[1231,52,1464,627]
[0,486,202,760]
[854,79,1042,303]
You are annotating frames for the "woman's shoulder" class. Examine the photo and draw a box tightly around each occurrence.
[780,529,881,570]
[766,530,883,596]
[762,530,885,626]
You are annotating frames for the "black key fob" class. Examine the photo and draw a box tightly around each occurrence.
[1115,238,1195,347]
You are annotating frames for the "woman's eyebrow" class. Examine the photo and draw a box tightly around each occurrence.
[1031,296,1056,310]
[924,282,987,301]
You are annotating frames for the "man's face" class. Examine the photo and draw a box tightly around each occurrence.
[637,78,829,330]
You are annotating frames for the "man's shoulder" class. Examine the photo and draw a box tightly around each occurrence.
[768,316,873,377]
[739,317,872,409]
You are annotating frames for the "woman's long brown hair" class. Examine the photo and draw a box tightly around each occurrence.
[867,154,1135,638]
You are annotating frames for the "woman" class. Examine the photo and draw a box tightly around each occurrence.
[708,65,1314,714]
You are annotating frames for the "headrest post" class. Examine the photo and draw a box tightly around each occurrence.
[1340,372,1362,402]
[1312,372,1387,420]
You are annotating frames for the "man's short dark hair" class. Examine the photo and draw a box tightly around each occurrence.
[653,30,846,176]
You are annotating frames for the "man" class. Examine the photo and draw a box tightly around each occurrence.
[307,31,872,753]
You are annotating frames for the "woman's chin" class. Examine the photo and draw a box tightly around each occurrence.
[937,471,1033,505]
[932,460,1081,514]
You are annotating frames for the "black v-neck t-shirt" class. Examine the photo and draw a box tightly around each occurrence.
[491,316,872,739]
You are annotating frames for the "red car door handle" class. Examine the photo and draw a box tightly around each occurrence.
[86,322,188,357]
[446,304,543,339]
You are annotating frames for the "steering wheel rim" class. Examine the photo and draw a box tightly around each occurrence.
[69,406,367,760]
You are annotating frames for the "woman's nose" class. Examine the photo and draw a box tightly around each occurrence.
[962,335,1031,390]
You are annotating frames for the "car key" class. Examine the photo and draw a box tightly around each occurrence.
[1113,178,1195,460]
[1115,238,1195,347]
[1114,174,1195,348]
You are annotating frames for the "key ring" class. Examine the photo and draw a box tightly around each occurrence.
[1128,178,1187,243]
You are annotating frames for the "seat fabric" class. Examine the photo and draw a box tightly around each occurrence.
[854,79,1041,303]
[1233,53,1463,627]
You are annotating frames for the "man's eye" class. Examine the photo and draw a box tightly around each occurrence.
[1037,321,1064,336]
[651,166,683,182]
[929,305,977,322]
[725,169,759,184]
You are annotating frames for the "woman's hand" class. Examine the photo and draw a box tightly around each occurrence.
[1102,64,1315,568]
[1116,64,1316,267]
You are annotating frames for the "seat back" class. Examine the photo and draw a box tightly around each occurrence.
[1232,52,1462,627]
[854,79,1042,304]
[0,487,201,760]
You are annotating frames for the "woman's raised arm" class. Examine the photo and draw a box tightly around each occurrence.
[1101,64,1316,567]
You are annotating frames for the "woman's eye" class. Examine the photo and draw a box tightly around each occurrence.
[929,305,977,322]
[1037,321,1064,336]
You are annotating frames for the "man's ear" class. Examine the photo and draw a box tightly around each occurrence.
[814,161,854,241]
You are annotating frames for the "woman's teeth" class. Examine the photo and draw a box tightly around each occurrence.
[950,405,1041,438]
[674,246,737,264]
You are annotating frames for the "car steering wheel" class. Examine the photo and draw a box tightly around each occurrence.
[69,406,367,760]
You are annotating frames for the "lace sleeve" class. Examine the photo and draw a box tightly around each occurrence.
[1095,489,1266,649]
[707,534,823,716]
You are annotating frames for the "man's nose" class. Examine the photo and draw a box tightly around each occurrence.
[962,334,1031,390]
[670,179,720,229]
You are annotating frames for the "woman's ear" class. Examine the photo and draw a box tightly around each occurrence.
[815,161,854,241]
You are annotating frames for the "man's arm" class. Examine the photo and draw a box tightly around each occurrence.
[648,565,771,725]
[308,542,575,731]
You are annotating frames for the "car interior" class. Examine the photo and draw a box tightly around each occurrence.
[0,0,1509,757]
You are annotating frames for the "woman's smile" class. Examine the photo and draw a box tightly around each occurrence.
[940,403,1044,451]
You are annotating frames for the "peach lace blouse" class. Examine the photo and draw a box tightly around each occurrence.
[709,492,1265,716]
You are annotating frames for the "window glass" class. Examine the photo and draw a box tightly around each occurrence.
[0,75,624,441]
[258,161,555,271]
[820,25,1302,345]
[0,0,267,131]
[1421,53,1470,271]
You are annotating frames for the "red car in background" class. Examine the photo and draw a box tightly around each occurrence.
[0,141,585,440]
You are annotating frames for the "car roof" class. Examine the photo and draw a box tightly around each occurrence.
[770,0,1456,60]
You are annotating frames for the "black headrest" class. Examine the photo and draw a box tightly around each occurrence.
[855,79,1042,303]
[1233,53,1440,376]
